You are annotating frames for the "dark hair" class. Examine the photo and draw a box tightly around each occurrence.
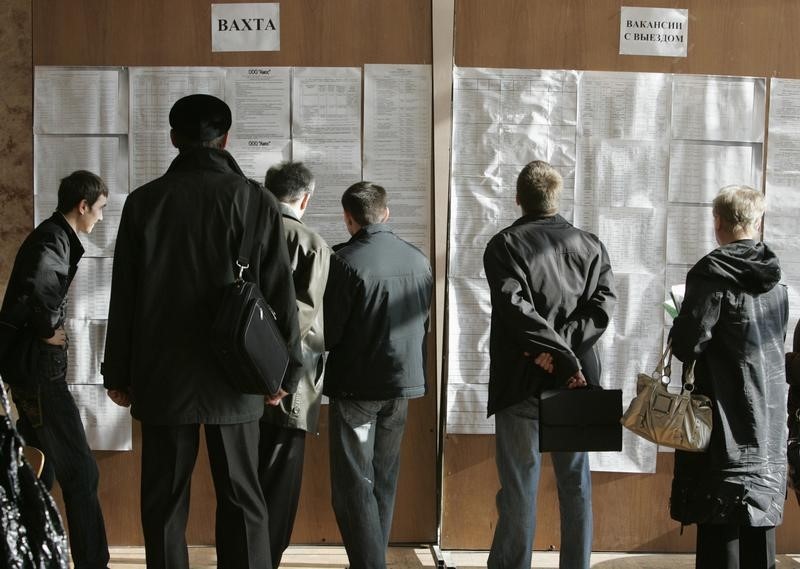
[56,170,109,213]
[171,131,227,151]
[264,161,314,202]
[516,160,562,216]
[341,182,388,226]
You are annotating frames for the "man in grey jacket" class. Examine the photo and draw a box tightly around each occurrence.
[483,161,616,569]
[323,182,432,569]
[260,161,331,569]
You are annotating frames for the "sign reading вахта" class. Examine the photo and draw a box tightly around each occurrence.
[211,3,280,52]
[620,7,688,57]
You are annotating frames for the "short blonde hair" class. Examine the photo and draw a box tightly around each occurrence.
[516,160,562,215]
[712,185,765,234]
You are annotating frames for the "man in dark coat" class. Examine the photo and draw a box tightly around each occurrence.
[483,160,616,569]
[323,182,433,569]
[103,94,301,569]
[259,161,331,568]
[670,185,789,569]
[0,170,110,569]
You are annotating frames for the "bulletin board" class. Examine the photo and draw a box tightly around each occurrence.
[20,0,436,546]
[441,0,800,553]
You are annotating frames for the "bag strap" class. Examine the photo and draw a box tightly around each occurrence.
[235,181,261,283]
[0,378,13,418]
[652,340,673,383]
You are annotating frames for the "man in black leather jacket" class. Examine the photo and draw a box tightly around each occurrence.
[323,182,433,569]
[483,160,616,569]
[0,170,110,569]
[103,94,301,569]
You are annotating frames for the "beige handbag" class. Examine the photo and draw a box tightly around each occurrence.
[621,342,712,452]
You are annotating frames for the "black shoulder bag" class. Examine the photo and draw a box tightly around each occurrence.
[211,186,290,396]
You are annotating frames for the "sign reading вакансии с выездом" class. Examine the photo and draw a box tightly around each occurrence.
[620,7,688,57]
[211,3,280,52]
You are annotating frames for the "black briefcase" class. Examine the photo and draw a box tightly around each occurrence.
[539,387,622,452]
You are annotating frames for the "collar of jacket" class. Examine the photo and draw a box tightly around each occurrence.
[166,147,247,178]
[50,212,85,265]
[279,202,303,224]
[512,212,569,227]
[354,223,393,239]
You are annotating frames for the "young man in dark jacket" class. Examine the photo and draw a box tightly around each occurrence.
[483,160,616,569]
[670,185,789,569]
[260,161,331,568]
[103,94,301,569]
[0,170,109,569]
[323,182,433,569]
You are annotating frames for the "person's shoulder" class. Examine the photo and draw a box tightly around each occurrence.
[287,218,331,253]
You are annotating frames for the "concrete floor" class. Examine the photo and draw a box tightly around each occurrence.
[95,546,800,568]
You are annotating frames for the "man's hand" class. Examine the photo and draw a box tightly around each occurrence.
[265,388,288,406]
[42,327,67,346]
[107,388,131,407]
[525,351,555,374]
[565,370,587,389]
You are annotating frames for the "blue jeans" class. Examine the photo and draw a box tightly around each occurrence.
[13,343,109,569]
[329,398,409,569]
[488,396,592,569]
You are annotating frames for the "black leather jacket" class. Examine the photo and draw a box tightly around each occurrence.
[670,240,789,526]
[0,213,83,362]
[323,224,432,400]
[483,214,616,416]
[102,148,301,425]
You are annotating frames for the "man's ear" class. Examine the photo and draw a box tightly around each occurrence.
[382,207,390,223]
[219,132,229,149]
[78,199,89,215]
[299,192,311,212]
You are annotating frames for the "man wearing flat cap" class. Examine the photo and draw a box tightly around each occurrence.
[103,94,302,569]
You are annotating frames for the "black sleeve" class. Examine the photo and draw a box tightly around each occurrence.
[323,253,358,351]
[103,198,138,390]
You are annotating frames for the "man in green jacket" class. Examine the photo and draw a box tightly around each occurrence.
[260,161,331,569]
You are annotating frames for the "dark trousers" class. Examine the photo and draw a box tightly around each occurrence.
[141,421,269,569]
[695,524,776,569]
[13,344,109,569]
[258,423,307,569]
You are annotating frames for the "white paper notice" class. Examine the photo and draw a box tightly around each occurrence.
[65,319,108,385]
[619,7,688,57]
[225,138,291,181]
[668,142,758,204]
[66,258,113,320]
[765,78,800,348]
[225,67,290,139]
[672,75,765,142]
[579,72,671,140]
[34,135,129,196]
[129,67,226,132]
[211,3,280,53]
[35,67,128,134]
[364,64,432,253]
[292,67,362,247]
[68,385,132,451]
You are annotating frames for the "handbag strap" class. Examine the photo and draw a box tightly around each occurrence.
[652,340,673,383]
[235,181,261,282]
[1,378,13,418]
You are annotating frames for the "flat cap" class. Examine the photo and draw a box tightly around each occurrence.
[169,94,232,141]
